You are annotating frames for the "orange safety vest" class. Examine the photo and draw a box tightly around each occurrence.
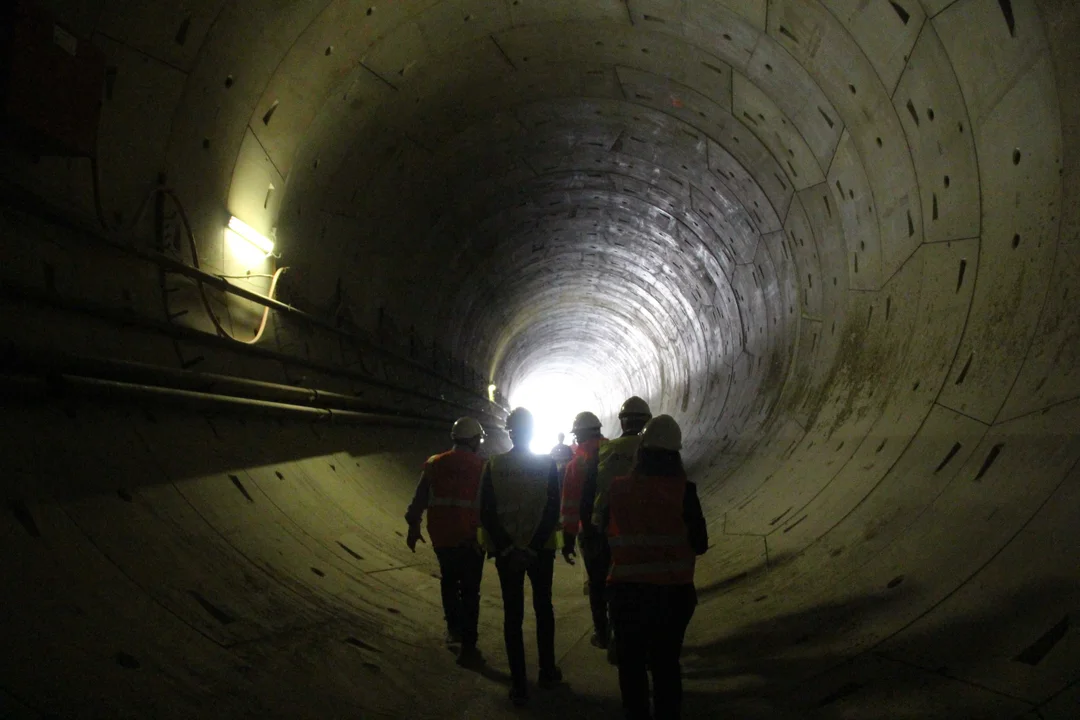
[560,437,605,534]
[424,449,484,549]
[606,473,695,585]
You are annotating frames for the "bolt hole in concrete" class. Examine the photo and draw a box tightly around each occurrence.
[11,500,41,537]
[1013,148,1022,165]
[224,74,234,88]
[1013,233,1021,248]
[114,652,140,669]
[887,576,904,589]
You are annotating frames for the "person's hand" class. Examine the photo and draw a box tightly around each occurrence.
[406,525,426,552]
[562,533,577,565]
[500,547,534,573]
[512,548,536,573]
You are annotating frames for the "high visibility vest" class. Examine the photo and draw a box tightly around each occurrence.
[484,451,559,550]
[424,449,484,549]
[606,473,695,585]
[596,435,640,493]
[560,437,606,534]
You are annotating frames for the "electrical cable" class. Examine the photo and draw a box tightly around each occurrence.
[100,174,289,346]
[162,186,289,345]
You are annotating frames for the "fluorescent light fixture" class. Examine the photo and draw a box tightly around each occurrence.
[488,384,497,403]
[228,216,274,254]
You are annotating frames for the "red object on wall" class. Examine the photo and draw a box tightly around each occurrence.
[0,0,105,157]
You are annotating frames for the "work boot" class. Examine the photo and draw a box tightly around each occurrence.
[509,685,529,707]
[456,645,483,668]
[538,666,563,689]
[606,637,618,666]
[445,628,463,645]
[590,632,608,650]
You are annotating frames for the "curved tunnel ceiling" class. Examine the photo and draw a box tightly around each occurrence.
[2,0,1079,717]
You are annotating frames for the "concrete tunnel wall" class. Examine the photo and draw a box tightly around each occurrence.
[1,0,1079,717]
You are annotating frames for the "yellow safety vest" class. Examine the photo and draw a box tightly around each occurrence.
[592,435,641,527]
[480,451,560,551]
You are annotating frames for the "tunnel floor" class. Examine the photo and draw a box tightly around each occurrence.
[4,394,1075,719]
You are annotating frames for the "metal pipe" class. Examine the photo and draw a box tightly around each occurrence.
[69,375,454,429]
[0,347,511,436]
[0,373,452,431]
[1,347,490,424]
[0,191,505,410]
[0,282,498,419]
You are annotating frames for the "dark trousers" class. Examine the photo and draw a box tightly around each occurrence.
[495,549,556,690]
[580,535,611,640]
[434,545,484,647]
[609,583,697,720]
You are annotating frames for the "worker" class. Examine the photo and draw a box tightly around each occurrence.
[559,410,607,645]
[479,407,562,706]
[550,432,573,477]
[599,415,708,720]
[404,417,487,668]
[586,396,653,660]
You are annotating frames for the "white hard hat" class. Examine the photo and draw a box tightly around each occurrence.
[640,414,682,451]
[572,411,602,432]
[505,407,534,432]
[451,417,485,440]
[618,396,652,419]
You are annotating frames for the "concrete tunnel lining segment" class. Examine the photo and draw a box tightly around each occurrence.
[0,0,1079,717]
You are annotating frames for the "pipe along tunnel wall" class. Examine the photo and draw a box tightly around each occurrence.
[1,0,1079,717]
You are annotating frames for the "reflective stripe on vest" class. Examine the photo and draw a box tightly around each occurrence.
[424,449,484,548]
[606,473,695,585]
[609,558,696,579]
[428,497,479,509]
[560,437,605,533]
[487,451,553,549]
[608,533,686,547]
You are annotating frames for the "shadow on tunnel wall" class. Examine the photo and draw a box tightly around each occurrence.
[678,579,1074,719]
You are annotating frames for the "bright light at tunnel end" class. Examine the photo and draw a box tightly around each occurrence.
[509,372,607,454]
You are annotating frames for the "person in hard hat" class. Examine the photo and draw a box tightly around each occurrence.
[404,416,487,667]
[550,432,573,478]
[559,410,608,642]
[599,415,708,720]
[584,396,653,661]
[479,407,563,706]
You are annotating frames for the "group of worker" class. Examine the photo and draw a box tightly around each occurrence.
[404,397,708,719]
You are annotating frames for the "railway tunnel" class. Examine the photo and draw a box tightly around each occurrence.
[0,0,1078,717]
